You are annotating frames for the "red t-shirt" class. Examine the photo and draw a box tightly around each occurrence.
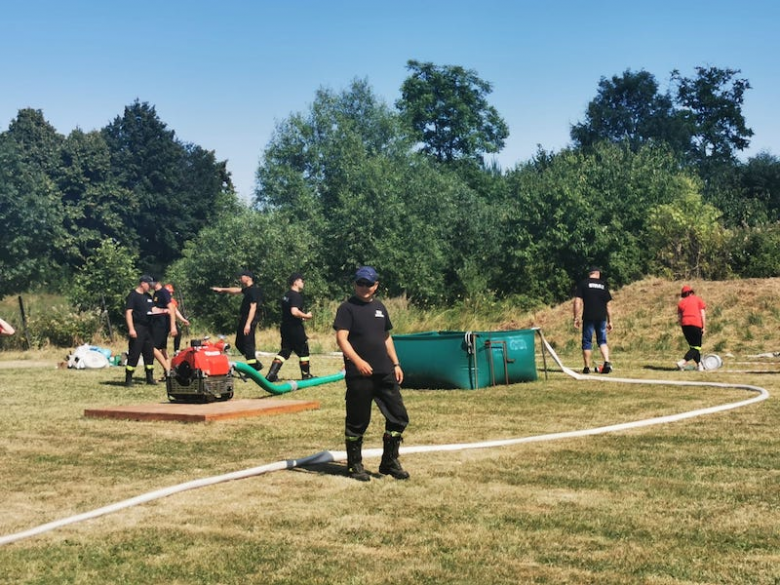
[678,295,706,327]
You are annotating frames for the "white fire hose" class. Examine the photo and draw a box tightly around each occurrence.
[0,334,768,546]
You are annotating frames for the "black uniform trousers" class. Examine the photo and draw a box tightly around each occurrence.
[278,325,309,360]
[151,317,170,350]
[682,325,703,363]
[344,372,409,438]
[235,321,258,362]
[128,323,154,369]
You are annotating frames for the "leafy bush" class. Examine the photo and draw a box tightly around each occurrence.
[26,305,103,348]
[69,239,139,332]
[167,207,323,333]
[646,180,731,279]
[728,224,780,277]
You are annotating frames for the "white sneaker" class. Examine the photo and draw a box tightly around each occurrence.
[697,362,705,371]
[676,360,687,371]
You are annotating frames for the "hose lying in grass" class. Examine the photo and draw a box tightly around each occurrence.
[233,361,345,395]
[0,337,769,547]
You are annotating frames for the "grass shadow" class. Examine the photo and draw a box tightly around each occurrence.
[296,462,388,481]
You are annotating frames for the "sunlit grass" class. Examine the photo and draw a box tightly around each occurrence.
[2,278,780,583]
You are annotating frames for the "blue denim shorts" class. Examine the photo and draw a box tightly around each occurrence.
[582,320,608,350]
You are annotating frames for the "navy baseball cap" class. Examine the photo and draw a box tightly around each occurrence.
[236,270,255,280]
[354,266,378,283]
[139,274,155,284]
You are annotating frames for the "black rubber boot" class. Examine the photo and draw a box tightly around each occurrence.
[124,369,134,387]
[346,437,370,482]
[247,359,263,371]
[265,359,283,382]
[145,368,157,385]
[379,432,410,480]
[300,359,313,380]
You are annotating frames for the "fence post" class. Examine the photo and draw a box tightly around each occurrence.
[17,295,31,350]
[101,294,114,342]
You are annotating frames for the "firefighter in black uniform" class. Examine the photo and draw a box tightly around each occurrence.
[266,272,313,382]
[151,281,177,375]
[124,275,157,386]
[333,266,409,482]
[211,270,264,371]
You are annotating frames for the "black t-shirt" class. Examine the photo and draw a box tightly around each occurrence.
[240,285,263,323]
[281,289,305,330]
[125,289,153,326]
[574,277,612,321]
[151,287,172,321]
[333,296,393,376]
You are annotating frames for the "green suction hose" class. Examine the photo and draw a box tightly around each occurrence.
[233,361,345,395]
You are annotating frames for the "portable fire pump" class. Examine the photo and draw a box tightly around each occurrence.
[166,337,234,402]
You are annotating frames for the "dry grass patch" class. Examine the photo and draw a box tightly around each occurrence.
[1,278,780,583]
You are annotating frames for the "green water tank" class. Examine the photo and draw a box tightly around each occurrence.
[392,328,538,389]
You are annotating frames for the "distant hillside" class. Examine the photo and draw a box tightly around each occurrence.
[513,277,780,358]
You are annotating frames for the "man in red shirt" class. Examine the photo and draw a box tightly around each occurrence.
[677,285,707,371]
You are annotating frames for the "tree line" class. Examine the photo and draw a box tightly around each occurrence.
[2,61,780,341]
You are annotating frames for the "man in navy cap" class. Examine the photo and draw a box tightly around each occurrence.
[212,270,264,371]
[124,274,158,386]
[333,266,410,482]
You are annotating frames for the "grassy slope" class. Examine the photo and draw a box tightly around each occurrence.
[4,277,780,359]
[517,277,780,360]
[0,278,779,584]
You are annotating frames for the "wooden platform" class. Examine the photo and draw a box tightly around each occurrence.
[84,398,321,423]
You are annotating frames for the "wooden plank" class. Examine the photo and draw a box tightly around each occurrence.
[84,398,320,423]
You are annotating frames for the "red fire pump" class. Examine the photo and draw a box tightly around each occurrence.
[166,338,234,402]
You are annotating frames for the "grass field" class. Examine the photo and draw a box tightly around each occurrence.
[1,279,779,584]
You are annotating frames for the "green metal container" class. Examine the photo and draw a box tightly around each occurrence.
[392,328,538,389]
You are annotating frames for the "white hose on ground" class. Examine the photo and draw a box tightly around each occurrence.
[0,335,769,546]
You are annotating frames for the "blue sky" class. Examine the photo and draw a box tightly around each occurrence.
[2,0,778,200]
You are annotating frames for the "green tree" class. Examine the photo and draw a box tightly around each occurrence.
[397,60,509,163]
[167,206,320,333]
[4,108,64,175]
[102,101,183,272]
[255,79,424,298]
[571,69,689,154]
[729,224,780,278]
[671,66,753,171]
[69,239,139,332]
[645,179,730,279]
[0,137,66,295]
[56,129,131,265]
[256,78,501,306]
[318,154,460,306]
[670,67,753,226]
[501,142,687,302]
[102,100,235,274]
[732,152,780,225]
[256,78,409,211]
